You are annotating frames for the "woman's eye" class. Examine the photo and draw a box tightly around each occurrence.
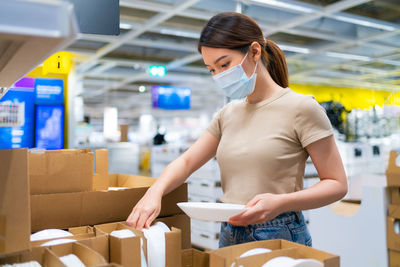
[221,62,229,68]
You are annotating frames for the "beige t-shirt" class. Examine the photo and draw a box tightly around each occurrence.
[207,88,333,204]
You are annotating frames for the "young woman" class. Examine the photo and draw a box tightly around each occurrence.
[127,12,347,248]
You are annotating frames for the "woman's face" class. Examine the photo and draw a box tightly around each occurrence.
[201,46,258,78]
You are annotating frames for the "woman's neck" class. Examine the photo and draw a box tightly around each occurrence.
[246,65,284,104]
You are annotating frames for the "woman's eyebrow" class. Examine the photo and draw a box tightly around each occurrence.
[205,55,228,66]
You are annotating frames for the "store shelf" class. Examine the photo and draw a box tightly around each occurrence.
[0,0,78,94]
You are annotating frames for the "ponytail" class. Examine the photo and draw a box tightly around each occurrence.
[261,40,289,88]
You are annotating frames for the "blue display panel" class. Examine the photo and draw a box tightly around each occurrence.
[35,78,64,104]
[35,105,64,150]
[0,78,35,148]
[152,85,191,110]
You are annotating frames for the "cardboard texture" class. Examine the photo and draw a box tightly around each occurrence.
[69,226,95,235]
[31,177,187,232]
[155,214,191,249]
[95,222,142,267]
[0,246,48,265]
[392,188,400,205]
[95,222,182,267]
[390,250,400,267]
[93,149,109,191]
[48,242,107,266]
[388,216,400,251]
[182,249,209,267]
[387,150,400,187]
[29,149,94,194]
[0,149,31,256]
[209,239,339,267]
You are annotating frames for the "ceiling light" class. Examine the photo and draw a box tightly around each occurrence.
[278,44,310,54]
[326,52,371,62]
[119,23,132,30]
[251,0,314,13]
[333,15,396,31]
[159,28,200,39]
[138,85,146,93]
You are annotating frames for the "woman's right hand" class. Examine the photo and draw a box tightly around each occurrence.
[126,187,162,230]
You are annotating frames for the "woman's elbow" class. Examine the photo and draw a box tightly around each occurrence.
[337,178,348,200]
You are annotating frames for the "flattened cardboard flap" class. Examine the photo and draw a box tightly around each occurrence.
[0,148,30,255]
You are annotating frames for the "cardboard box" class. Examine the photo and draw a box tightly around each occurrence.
[30,230,109,262]
[29,149,94,194]
[47,242,107,266]
[387,150,400,187]
[390,249,400,267]
[182,249,209,267]
[95,222,143,266]
[93,149,109,191]
[0,246,60,266]
[0,149,31,256]
[95,221,182,267]
[209,239,339,267]
[155,214,191,249]
[31,175,187,232]
[232,247,335,267]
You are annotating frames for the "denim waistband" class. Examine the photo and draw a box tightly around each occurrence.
[251,211,303,227]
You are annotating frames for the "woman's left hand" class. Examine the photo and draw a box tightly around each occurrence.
[228,193,286,226]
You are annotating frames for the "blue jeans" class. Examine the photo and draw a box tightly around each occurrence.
[218,211,312,248]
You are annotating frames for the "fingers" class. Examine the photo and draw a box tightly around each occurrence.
[144,211,158,229]
[135,207,154,230]
[246,195,262,208]
[126,208,140,228]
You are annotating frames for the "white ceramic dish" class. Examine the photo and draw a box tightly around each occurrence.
[177,202,246,222]
[40,238,76,247]
[30,229,73,242]
[262,256,323,267]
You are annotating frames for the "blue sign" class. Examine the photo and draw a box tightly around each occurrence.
[0,77,35,149]
[152,85,191,110]
[35,105,64,150]
[35,78,64,104]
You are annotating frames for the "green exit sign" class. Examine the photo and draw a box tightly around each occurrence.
[149,65,167,77]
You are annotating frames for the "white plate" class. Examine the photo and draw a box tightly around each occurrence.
[177,202,246,222]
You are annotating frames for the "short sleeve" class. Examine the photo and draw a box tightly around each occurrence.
[295,96,334,148]
[207,109,223,140]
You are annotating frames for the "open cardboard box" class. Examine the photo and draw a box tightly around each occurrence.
[47,242,107,266]
[232,246,336,267]
[208,239,339,267]
[0,149,31,256]
[154,214,191,249]
[387,150,400,187]
[29,149,94,195]
[0,246,59,266]
[182,249,209,267]
[95,221,182,267]
[29,228,109,262]
[31,175,187,232]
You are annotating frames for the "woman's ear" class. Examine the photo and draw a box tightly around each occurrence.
[250,41,262,62]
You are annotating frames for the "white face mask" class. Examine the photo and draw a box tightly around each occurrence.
[212,52,258,100]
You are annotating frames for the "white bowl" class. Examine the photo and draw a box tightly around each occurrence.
[30,229,73,242]
[177,202,246,222]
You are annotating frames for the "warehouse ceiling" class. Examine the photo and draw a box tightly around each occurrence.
[67,0,400,119]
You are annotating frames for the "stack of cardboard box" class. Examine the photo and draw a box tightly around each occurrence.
[387,150,400,266]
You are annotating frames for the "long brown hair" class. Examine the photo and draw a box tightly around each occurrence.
[198,12,289,88]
